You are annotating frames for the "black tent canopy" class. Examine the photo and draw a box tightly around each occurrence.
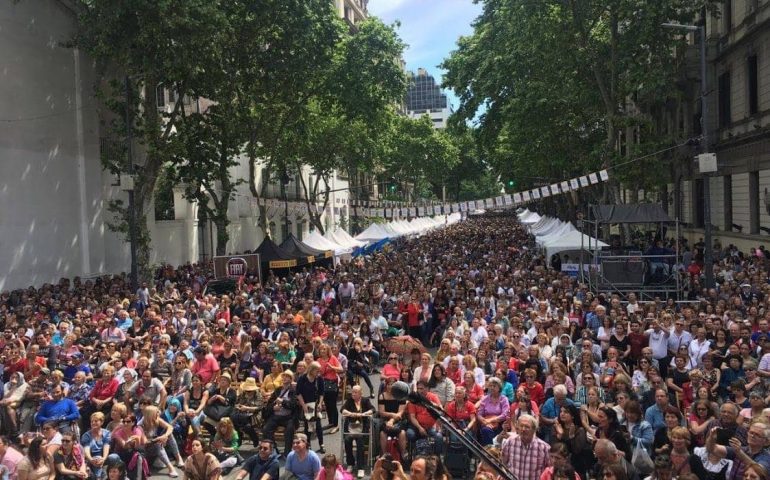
[279,234,333,261]
[590,204,673,224]
[254,238,298,269]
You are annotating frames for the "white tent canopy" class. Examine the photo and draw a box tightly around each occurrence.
[541,230,608,257]
[355,223,390,242]
[326,229,366,248]
[518,210,542,225]
[535,222,577,245]
[303,231,350,255]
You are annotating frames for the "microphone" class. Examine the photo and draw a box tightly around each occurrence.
[390,381,418,402]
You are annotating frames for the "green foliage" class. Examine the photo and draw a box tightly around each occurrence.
[442,0,716,203]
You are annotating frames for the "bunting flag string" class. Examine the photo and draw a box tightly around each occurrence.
[232,168,610,221]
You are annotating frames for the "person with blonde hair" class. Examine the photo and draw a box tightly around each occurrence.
[140,405,182,476]
[81,411,111,479]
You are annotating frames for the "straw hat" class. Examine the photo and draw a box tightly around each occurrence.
[240,377,259,392]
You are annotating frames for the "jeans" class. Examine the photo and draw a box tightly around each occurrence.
[479,424,502,446]
[406,426,444,453]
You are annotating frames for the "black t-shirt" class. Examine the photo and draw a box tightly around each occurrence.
[295,374,323,404]
[609,335,630,355]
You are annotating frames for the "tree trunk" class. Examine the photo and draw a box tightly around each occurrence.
[214,213,229,256]
[309,213,325,234]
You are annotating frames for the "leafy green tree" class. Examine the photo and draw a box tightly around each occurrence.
[171,101,244,256]
[442,0,715,207]
[74,0,229,280]
[385,115,459,201]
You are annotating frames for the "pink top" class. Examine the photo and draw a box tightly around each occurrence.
[192,354,220,384]
[0,445,24,480]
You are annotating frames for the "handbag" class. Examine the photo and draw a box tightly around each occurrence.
[323,378,339,394]
[303,402,318,421]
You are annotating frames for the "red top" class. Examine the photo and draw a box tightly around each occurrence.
[406,303,420,328]
[524,381,545,406]
[446,400,476,423]
[407,392,442,429]
[90,377,119,401]
[319,355,341,381]
[465,383,485,404]
[382,363,401,381]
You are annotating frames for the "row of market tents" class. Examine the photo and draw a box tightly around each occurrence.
[517,209,609,258]
[250,213,463,274]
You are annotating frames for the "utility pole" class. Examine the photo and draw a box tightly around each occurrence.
[125,76,139,291]
[281,168,290,240]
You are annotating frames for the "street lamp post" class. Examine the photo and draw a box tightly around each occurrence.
[662,22,714,289]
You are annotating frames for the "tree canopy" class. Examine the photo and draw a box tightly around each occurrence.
[442,0,716,209]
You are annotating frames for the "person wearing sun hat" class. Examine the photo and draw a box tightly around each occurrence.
[232,376,264,446]
[262,369,298,458]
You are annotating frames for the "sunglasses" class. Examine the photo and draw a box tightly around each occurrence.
[259,446,271,451]
[122,420,133,424]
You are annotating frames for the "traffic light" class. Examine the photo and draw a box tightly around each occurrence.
[507,179,515,188]
[389,184,397,192]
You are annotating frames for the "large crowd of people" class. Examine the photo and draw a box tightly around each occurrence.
[0,212,769,480]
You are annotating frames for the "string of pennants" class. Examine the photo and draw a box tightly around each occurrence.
[247,169,609,220]
[350,169,610,219]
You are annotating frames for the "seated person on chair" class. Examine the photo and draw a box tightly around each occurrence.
[35,384,80,433]
[261,370,298,457]
[406,380,445,455]
[341,385,376,478]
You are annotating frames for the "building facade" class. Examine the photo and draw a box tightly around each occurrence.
[665,0,770,252]
[405,68,451,129]
[0,0,354,290]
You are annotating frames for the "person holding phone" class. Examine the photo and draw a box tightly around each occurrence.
[706,422,770,480]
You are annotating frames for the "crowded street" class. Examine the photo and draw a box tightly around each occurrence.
[0,212,768,480]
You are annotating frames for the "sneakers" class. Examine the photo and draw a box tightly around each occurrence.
[317,446,326,454]
[357,470,365,478]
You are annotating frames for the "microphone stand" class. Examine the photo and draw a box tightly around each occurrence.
[414,398,519,480]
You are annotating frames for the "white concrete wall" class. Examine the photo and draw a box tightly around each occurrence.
[0,1,354,290]
[0,0,112,290]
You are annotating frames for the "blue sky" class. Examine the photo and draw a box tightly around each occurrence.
[367,0,483,110]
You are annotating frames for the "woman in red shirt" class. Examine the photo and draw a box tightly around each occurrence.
[81,365,119,431]
[446,386,477,433]
[462,371,485,406]
[318,343,344,434]
[406,296,421,340]
[522,367,545,406]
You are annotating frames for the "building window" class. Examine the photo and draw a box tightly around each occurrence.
[724,175,733,230]
[750,171,760,234]
[156,84,166,108]
[748,54,759,115]
[723,0,732,34]
[718,71,732,128]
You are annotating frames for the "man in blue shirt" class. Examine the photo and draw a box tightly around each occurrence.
[644,388,671,432]
[285,434,320,480]
[35,384,80,432]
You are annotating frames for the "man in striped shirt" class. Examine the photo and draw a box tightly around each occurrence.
[501,414,550,480]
